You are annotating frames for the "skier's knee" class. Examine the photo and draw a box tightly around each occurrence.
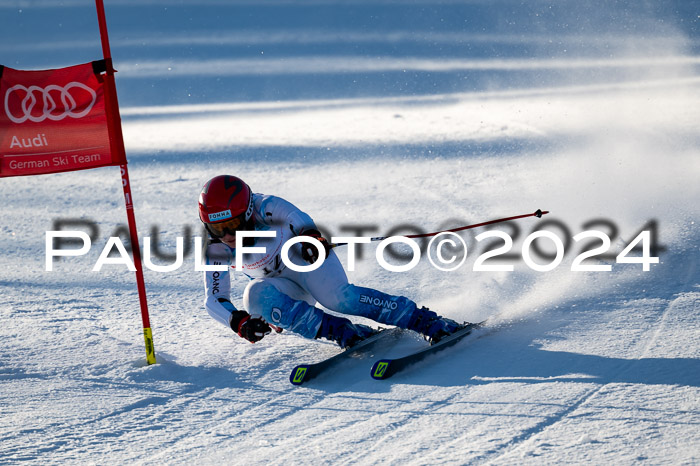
[244,278,325,338]
[243,279,282,316]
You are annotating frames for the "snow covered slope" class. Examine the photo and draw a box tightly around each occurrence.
[1,0,698,463]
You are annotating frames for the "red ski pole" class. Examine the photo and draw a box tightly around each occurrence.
[330,209,548,247]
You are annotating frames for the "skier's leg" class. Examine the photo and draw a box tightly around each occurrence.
[294,251,462,342]
[243,277,374,347]
[336,284,462,343]
[294,251,414,325]
[243,278,321,339]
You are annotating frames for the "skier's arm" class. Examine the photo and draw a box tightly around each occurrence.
[202,241,236,326]
[202,241,270,342]
[258,194,317,235]
[257,195,331,262]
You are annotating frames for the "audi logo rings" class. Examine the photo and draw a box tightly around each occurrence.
[4,82,97,124]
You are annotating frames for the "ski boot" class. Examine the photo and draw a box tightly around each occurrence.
[407,307,462,344]
[316,313,376,349]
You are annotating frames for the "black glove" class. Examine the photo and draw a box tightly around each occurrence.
[299,229,331,264]
[231,311,271,343]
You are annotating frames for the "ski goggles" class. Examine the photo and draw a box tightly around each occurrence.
[205,214,250,238]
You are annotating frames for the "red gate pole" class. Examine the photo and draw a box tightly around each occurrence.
[95,0,156,364]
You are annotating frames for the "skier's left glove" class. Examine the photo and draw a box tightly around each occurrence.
[231,311,271,343]
[299,229,331,264]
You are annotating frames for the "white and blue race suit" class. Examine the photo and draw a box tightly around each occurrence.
[202,193,419,339]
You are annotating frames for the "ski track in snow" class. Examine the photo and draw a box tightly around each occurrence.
[483,297,688,463]
[1,0,700,464]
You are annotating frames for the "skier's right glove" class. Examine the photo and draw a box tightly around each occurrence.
[230,310,271,343]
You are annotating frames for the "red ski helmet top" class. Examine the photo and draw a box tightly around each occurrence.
[198,175,254,238]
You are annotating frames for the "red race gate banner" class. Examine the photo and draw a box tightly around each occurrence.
[0,1,156,366]
[0,60,125,178]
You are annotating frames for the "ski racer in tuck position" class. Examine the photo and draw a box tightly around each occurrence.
[200,175,465,348]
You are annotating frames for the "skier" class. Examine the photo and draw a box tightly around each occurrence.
[199,175,463,348]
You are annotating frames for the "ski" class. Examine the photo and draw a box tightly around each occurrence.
[370,321,484,380]
[290,327,401,386]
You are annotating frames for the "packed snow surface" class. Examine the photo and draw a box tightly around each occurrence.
[1,0,698,464]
